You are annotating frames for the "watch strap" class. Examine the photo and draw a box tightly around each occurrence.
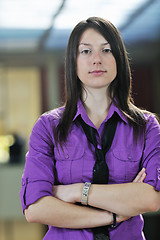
[81,182,91,205]
[110,213,117,229]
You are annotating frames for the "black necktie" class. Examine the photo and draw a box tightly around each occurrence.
[78,113,118,240]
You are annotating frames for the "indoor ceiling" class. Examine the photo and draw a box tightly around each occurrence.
[0,0,159,52]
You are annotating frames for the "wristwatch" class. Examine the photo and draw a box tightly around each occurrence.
[81,182,91,205]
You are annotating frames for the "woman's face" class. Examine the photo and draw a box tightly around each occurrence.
[77,28,117,90]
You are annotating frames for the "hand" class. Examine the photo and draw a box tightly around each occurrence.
[116,214,130,223]
[116,168,146,223]
[117,168,146,223]
[53,183,83,203]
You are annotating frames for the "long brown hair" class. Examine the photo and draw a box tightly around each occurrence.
[54,17,146,145]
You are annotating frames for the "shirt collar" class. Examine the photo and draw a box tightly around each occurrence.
[73,99,128,125]
[107,102,128,124]
[73,99,94,126]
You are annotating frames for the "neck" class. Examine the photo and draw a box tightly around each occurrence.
[82,86,111,128]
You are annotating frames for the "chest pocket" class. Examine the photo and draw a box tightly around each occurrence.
[54,143,85,184]
[108,146,143,183]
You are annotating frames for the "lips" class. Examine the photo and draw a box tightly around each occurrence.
[89,70,106,76]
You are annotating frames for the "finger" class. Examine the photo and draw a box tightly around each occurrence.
[135,172,146,183]
[140,172,146,182]
[133,168,145,183]
[133,168,144,182]
[135,171,146,183]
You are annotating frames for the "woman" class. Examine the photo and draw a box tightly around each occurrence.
[20,17,160,240]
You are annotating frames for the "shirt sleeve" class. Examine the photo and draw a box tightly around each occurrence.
[19,113,56,213]
[141,114,160,191]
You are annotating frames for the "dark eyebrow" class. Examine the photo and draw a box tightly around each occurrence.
[79,42,109,46]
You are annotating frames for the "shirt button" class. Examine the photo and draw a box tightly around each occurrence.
[22,181,25,186]
[97,144,101,149]
[65,154,69,159]
[128,156,132,160]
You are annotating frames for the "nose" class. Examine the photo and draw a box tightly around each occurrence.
[92,51,102,65]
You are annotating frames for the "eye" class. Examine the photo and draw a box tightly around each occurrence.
[80,49,91,54]
[102,48,112,53]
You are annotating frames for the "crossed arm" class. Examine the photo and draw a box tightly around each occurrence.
[24,168,160,228]
[52,169,159,216]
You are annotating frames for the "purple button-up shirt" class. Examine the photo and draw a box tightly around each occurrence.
[20,100,160,240]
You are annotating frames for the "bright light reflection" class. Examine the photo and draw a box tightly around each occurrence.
[0,135,14,164]
[0,0,148,29]
[54,0,147,29]
[0,0,60,29]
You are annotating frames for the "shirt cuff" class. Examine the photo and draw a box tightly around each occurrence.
[144,167,160,192]
[155,167,160,191]
[20,177,54,213]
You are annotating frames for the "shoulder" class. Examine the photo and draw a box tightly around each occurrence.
[143,112,160,136]
[31,107,65,136]
[144,112,159,126]
[36,107,64,125]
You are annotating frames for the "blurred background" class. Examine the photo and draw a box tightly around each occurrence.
[0,0,159,239]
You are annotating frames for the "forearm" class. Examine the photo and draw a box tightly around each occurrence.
[52,169,160,217]
[87,183,160,216]
[25,196,113,229]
